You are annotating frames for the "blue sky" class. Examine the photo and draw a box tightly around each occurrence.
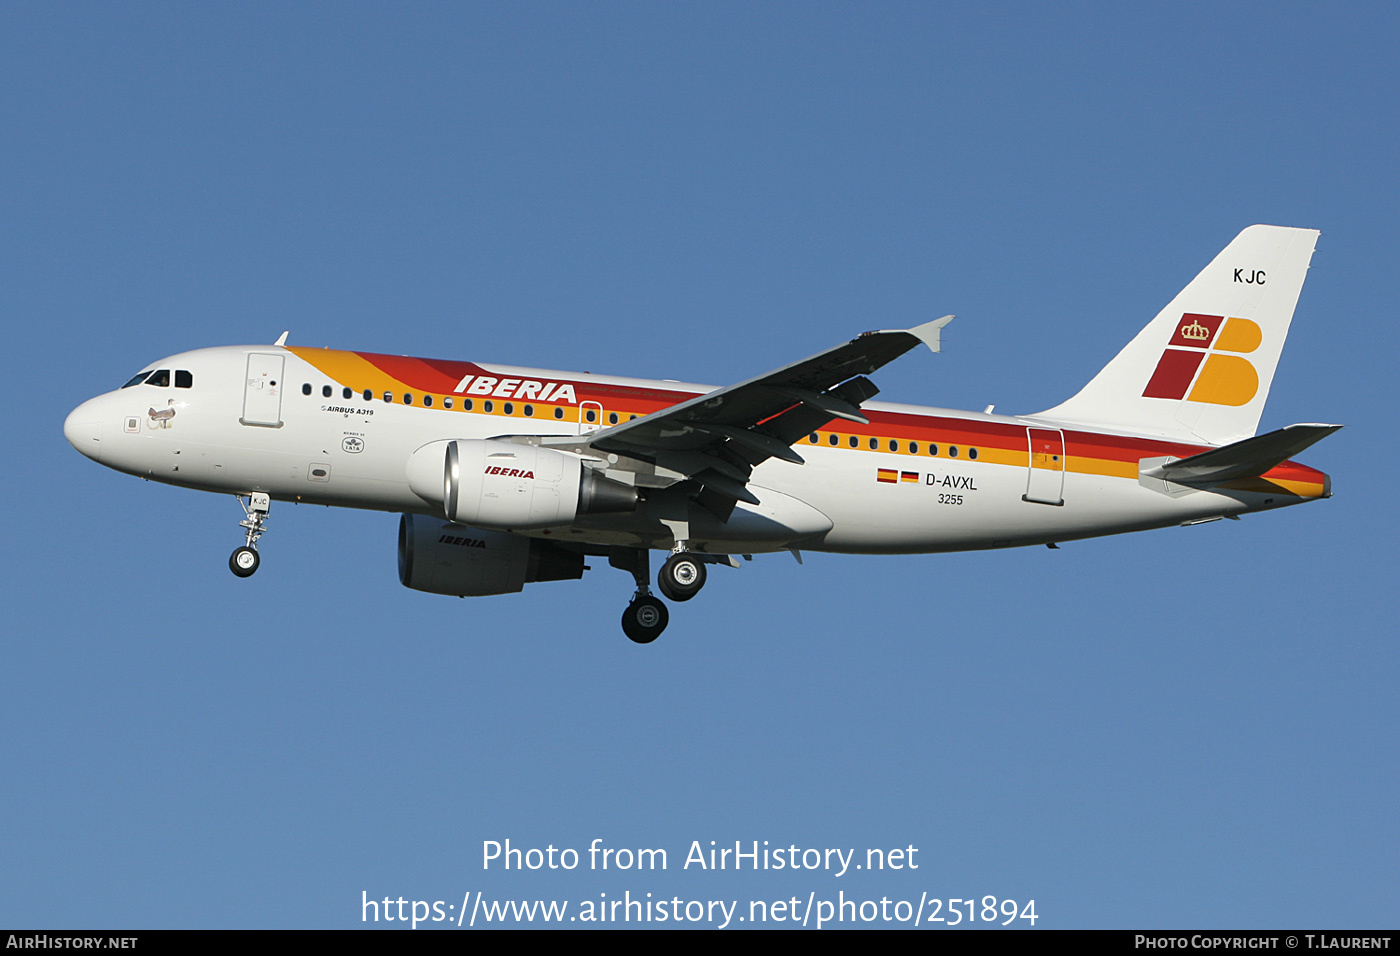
[4,2,1396,929]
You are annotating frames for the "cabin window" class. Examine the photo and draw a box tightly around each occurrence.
[121,371,151,388]
[404,394,413,405]
[504,402,514,415]
[929,445,939,456]
[909,442,919,454]
[176,370,193,388]
[321,385,332,398]
[363,389,373,401]
[608,412,619,425]
[383,392,393,403]
[809,433,819,443]
[145,370,171,387]
[848,436,859,448]
[828,434,838,445]
[585,409,597,423]
[484,400,494,413]
[342,387,352,400]
[949,446,958,458]
[554,407,564,419]
[443,396,453,409]
[302,383,312,395]
[969,448,978,460]
[423,395,433,407]
[524,405,534,417]
[464,399,474,411]
[869,438,878,450]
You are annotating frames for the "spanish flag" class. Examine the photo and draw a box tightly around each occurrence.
[877,469,897,483]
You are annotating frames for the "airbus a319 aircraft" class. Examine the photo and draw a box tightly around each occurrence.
[66,226,1338,642]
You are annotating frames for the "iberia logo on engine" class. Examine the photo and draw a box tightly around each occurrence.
[484,466,535,479]
[1142,313,1263,406]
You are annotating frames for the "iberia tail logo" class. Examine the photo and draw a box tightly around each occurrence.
[1142,313,1262,406]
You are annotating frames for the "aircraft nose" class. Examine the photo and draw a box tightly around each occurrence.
[64,401,103,461]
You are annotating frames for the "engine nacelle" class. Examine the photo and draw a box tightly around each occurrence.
[397,514,586,596]
[407,439,638,530]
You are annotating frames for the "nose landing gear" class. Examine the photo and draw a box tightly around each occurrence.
[229,493,270,578]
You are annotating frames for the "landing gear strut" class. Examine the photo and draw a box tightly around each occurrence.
[230,493,270,578]
[611,547,669,643]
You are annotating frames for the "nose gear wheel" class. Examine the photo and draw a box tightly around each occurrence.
[230,546,260,577]
[229,493,270,578]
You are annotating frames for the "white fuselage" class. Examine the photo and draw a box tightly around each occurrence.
[63,345,1326,557]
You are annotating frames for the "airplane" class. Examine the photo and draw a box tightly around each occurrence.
[64,225,1338,643]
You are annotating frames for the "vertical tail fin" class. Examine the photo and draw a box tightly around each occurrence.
[1035,225,1319,446]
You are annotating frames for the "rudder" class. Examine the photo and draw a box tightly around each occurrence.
[1034,225,1320,446]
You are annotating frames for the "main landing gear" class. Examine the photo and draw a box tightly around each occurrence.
[611,545,714,643]
[657,552,706,602]
[229,493,270,578]
[612,548,668,643]
[621,595,669,644]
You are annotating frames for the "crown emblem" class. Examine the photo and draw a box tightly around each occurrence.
[1179,319,1211,342]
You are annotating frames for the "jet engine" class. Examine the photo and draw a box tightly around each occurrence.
[397,514,586,596]
[406,439,638,530]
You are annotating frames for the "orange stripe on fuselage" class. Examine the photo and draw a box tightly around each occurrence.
[286,348,413,400]
[285,347,1329,498]
[288,347,692,414]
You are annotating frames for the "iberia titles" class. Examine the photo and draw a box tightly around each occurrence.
[452,374,577,404]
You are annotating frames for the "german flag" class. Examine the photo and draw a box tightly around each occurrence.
[877,468,898,483]
[901,471,919,483]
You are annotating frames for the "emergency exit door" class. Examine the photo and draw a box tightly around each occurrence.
[578,401,603,434]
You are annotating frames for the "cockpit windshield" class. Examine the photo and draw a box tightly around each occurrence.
[121,368,190,389]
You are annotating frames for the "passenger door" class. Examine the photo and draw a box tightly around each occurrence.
[1023,427,1065,505]
[241,353,285,427]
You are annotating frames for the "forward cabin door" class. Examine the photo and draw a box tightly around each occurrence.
[1023,427,1065,505]
[241,353,285,427]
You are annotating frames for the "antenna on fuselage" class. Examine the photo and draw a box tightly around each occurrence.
[274,331,289,347]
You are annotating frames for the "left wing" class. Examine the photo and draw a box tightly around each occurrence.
[541,316,952,507]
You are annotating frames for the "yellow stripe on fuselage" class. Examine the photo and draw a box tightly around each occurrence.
[287,348,406,398]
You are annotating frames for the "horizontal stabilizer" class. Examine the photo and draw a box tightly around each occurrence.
[1141,423,1342,485]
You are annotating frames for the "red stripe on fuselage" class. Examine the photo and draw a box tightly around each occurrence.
[357,352,480,393]
[327,348,1324,489]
